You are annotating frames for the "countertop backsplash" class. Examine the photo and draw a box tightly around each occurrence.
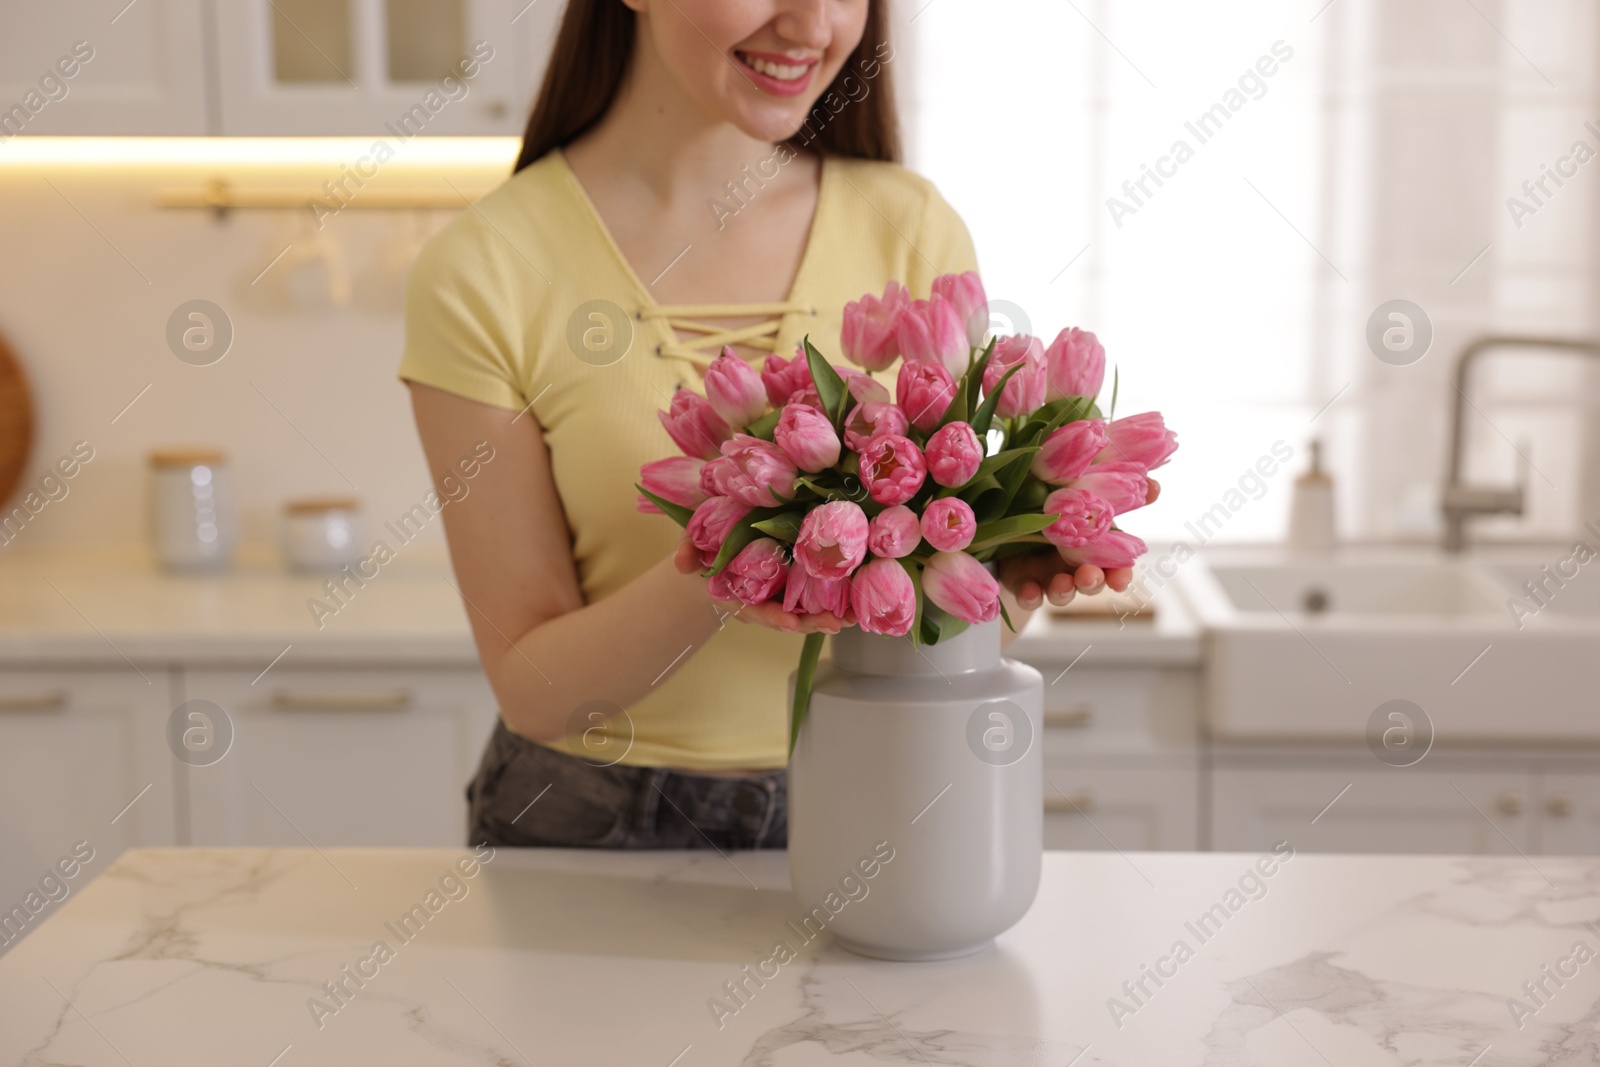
[0,148,512,558]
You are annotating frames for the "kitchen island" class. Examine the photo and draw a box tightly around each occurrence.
[3,846,1593,1065]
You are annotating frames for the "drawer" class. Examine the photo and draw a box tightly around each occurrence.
[1039,667,1199,752]
[179,666,499,848]
[1041,755,1200,851]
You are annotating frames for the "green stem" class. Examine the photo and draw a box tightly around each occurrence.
[788,631,827,758]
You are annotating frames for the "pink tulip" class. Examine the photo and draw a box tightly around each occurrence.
[857,434,927,506]
[843,401,911,454]
[1042,488,1113,549]
[1032,418,1109,485]
[922,551,1001,625]
[762,350,813,408]
[1059,529,1147,570]
[794,500,869,580]
[932,271,989,349]
[788,384,825,412]
[867,504,921,559]
[699,456,736,498]
[841,282,909,372]
[687,496,751,560]
[895,295,969,376]
[1044,327,1106,401]
[659,389,732,460]
[1097,413,1178,470]
[896,359,957,432]
[983,334,1047,418]
[718,434,797,508]
[704,347,768,428]
[843,370,891,406]
[636,456,706,514]
[850,557,917,636]
[783,566,851,617]
[705,537,788,605]
[921,497,977,552]
[774,403,841,473]
[1068,461,1149,515]
[924,422,984,488]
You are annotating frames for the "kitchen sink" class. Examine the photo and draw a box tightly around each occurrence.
[1174,548,1600,742]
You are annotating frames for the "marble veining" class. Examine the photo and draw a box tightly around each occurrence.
[4,847,1598,1066]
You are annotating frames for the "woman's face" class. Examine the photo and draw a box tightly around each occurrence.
[629,0,872,142]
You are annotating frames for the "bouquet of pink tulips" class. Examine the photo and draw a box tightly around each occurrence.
[637,273,1177,751]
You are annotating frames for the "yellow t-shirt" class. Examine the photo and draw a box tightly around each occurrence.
[399,148,978,770]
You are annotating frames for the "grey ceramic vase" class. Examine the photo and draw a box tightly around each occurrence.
[787,619,1043,961]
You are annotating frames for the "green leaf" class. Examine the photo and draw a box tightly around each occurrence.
[957,446,1039,491]
[803,337,850,432]
[999,600,1016,634]
[940,338,996,429]
[970,360,1023,439]
[967,512,1055,553]
[788,631,827,758]
[635,485,694,528]
[1017,395,1096,448]
[702,506,782,576]
[751,511,805,542]
[744,408,781,441]
[1108,364,1120,421]
[898,557,926,647]
[936,613,969,643]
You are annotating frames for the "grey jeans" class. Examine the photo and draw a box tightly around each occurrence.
[466,720,788,850]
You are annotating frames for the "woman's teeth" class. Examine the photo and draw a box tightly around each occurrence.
[739,53,809,81]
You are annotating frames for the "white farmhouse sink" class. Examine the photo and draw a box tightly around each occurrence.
[1175,548,1600,741]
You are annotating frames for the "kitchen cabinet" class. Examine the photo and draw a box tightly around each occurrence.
[209,0,553,134]
[1210,761,1534,854]
[180,666,499,848]
[0,0,211,135]
[0,669,176,909]
[1042,757,1199,851]
[1533,769,1600,854]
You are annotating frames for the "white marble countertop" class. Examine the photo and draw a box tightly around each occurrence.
[3,846,1592,1065]
[0,545,1199,669]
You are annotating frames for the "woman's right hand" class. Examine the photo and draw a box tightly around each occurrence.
[674,534,849,635]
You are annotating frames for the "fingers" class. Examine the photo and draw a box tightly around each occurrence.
[1046,571,1077,607]
[1073,563,1106,594]
[1146,477,1161,506]
[1015,579,1044,611]
[1105,566,1133,593]
[673,534,702,575]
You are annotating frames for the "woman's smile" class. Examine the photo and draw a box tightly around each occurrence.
[733,48,820,97]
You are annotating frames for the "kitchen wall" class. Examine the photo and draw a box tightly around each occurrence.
[0,142,513,560]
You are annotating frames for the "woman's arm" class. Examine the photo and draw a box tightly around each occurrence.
[410,382,735,744]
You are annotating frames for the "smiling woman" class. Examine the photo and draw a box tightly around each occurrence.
[399,0,1124,852]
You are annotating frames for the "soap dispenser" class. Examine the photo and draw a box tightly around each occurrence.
[1287,439,1337,554]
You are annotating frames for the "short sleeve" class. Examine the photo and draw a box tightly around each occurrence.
[911,182,980,291]
[398,219,527,412]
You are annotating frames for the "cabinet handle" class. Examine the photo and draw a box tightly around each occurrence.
[0,690,68,712]
[1496,792,1524,816]
[1045,791,1095,814]
[1546,795,1573,818]
[269,689,412,711]
[1044,706,1093,728]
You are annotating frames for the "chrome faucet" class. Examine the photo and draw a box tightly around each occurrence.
[1442,335,1600,552]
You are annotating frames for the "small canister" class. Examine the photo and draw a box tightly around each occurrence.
[150,449,237,571]
[282,498,363,572]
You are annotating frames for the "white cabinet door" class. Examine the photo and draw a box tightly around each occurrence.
[1042,757,1200,851]
[1534,770,1600,854]
[212,0,555,134]
[181,667,498,848]
[1211,763,1533,854]
[0,0,210,135]
[0,669,175,925]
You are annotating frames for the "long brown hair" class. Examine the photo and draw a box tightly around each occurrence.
[514,0,899,172]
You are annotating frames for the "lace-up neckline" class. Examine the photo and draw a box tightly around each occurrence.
[555,150,824,372]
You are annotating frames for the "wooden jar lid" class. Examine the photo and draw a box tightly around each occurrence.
[149,448,227,467]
